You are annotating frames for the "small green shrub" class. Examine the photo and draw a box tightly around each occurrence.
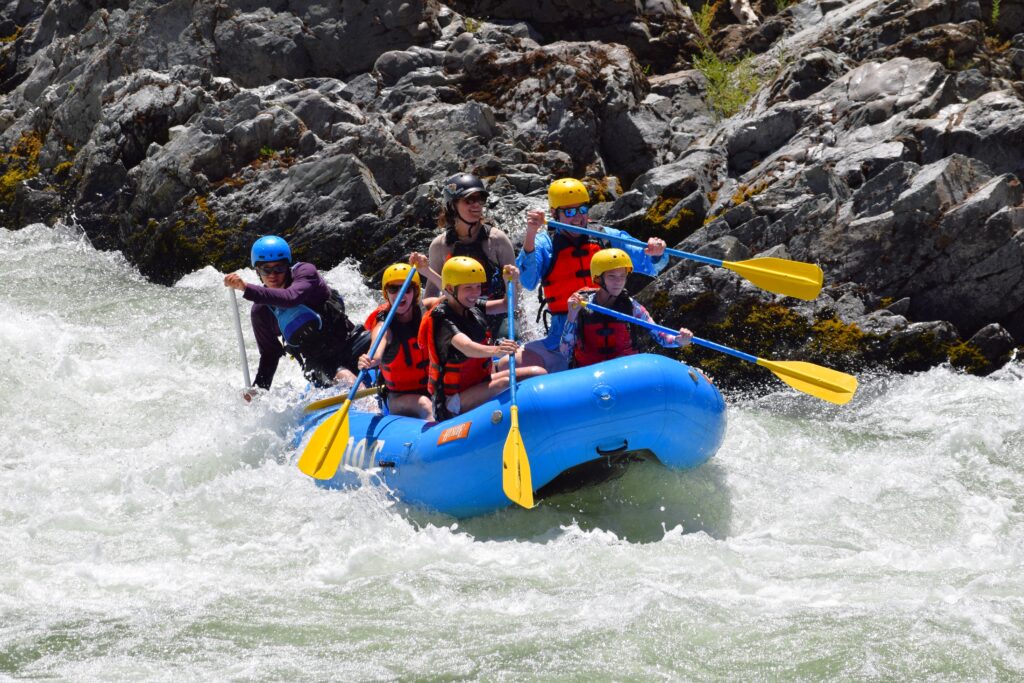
[694,1,722,44]
[694,48,762,118]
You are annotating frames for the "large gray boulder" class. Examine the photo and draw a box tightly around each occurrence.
[2,0,1023,381]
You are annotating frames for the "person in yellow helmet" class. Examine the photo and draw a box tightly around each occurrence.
[357,254,441,419]
[561,249,692,368]
[418,256,546,421]
[517,177,670,372]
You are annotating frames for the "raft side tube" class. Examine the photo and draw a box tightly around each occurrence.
[300,354,727,517]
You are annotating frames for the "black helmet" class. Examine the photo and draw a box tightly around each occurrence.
[442,172,488,208]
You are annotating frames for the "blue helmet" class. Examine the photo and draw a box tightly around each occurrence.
[250,235,291,266]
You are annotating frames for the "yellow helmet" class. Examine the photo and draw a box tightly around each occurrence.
[548,178,590,210]
[381,263,421,300]
[590,248,633,280]
[441,256,486,291]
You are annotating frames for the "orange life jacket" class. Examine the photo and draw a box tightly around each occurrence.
[541,233,602,315]
[364,304,429,393]
[573,290,639,367]
[418,300,493,399]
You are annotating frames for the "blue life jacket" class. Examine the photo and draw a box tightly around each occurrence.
[270,285,355,366]
[270,303,322,345]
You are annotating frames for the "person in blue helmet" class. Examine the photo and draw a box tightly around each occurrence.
[223,235,371,396]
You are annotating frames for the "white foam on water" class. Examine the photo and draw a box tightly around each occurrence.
[2,224,1023,679]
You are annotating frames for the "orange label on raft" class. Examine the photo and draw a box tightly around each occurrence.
[437,421,471,445]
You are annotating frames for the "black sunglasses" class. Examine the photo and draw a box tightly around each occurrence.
[257,263,289,276]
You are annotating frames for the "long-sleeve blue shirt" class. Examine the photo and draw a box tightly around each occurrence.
[516,226,669,349]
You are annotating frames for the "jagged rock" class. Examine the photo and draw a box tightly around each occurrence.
[858,309,910,335]
[214,2,440,84]
[764,50,853,105]
[2,0,1023,383]
[964,323,1016,374]
[214,9,310,87]
[886,297,911,315]
[647,69,717,159]
[809,155,1024,337]
[954,69,993,101]
[833,292,866,323]
[274,86,366,141]
[914,91,1024,178]
[631,148,726,202]
[445,0,701,73]
[374,46,446,86]
[393,101,498,177]
[701,235,750,262]
[330,122,421,196]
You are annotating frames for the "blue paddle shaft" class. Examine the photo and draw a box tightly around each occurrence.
[348,267,418,401]
[506,280,517,403]
[547,220,724,268]
[583,301,758,364]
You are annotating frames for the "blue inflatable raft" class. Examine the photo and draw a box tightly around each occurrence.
[296,353,727,518]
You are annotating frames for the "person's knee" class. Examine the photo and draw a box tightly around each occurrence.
[334,367,358,383]
[418,395,434,418]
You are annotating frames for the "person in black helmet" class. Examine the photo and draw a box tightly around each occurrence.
[424,172,517,339]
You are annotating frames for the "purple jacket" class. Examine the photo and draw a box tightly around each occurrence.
[243,262,333,388]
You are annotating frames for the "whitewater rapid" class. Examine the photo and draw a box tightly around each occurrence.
[2,224,1022,680]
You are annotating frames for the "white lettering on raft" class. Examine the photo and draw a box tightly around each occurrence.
[340,438,386,469]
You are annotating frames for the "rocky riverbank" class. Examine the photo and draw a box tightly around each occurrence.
[2,0,1023,387]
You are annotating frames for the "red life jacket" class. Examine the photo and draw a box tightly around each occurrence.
[573,290,639,368]
[417,300,493,398]
[541,233,602,315]
[364,304,429,393]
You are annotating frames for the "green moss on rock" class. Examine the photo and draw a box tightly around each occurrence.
[884,329,949,373]
[947,341,990,375]
[0,131,42,206]
[129,196,255,283]
[808,317,871,370]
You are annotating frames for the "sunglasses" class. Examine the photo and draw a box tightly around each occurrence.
[460,194,486,205]
[385,284,411,295]
[560,205,589,218]
[257,263,289,276]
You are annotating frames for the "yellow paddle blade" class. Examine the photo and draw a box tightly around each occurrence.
[304,385,380,412]
[756,359,858,405]
[296,399,352,479]
[502,405,534,509]
[724,257,824,301]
